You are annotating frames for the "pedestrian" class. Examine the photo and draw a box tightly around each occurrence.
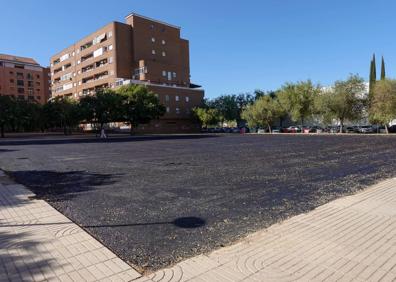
[100,128,107,139]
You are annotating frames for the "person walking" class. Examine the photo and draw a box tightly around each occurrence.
[100,128,107,139]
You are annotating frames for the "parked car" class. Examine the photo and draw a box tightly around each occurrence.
[329,126,344,133]
[257,128,266,134]
[358,125,375,134]
[345,127,355,133]
[309,126,323,133]
[271,127,281,133]
[284,126,301,133]
[389,125,396,133]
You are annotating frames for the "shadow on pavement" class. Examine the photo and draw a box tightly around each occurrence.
[82,217,206,229]
[9,170,118,202]
[0,230,63,279]
[0,134,219,146]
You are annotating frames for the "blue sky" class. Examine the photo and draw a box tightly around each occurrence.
[1,0,395,98]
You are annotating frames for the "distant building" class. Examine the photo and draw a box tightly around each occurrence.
[0,54,50,104]
[50,13,204,133]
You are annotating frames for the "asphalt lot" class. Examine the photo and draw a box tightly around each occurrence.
[1,134,396,272]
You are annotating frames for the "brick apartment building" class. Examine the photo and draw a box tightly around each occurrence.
[0,54,50,104]
[50,13,204,133]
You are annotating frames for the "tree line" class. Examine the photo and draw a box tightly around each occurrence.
[194,68,396,134]
[0,85,166,138]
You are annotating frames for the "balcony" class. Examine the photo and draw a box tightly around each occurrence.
[82,71,109,85]
[54,67,62,74]
[80,33,107,52]
[82,58,108,74]
[82,83,109,96]
[81,53,94,63]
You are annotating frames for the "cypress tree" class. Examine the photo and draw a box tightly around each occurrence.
[369,54,377,103]
[381,56,386,80]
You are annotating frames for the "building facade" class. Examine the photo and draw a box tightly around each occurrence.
[0,54,50,104]
[50,13,204,133]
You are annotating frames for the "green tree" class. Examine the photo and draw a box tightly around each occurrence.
[192,107,221,128]
[0,96,16,138]
[381,56,386,80]
[117,85,166,135]
[369,54,377,103]
[241,95,282,132]
[209,94,254,125]
[277,80,320,128]
[45,96,82,135]
[369,79,396,133]
[79,89,123,134]
[317,75,366,133]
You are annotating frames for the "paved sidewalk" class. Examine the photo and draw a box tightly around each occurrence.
[137,178,396,282]
[0,170,141,282]
[2,169,396,282]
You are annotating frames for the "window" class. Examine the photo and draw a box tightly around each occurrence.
[36,75,40,79]
[162,40,166,45]
[162,71,167,77]
[108,31,113,38]
[151,37,156,43]
[28,81,33,87]
[176,108,180,114]
[17,80,24,86]
[17,88,24,94]
[173,72,177,78]
[185,96,190,102]
[108,45,113,51]
[166,107,170,113]
[175,96,179,102]
[152,50,156,55]
[150,24,154,30]
[27,73,33,80]
[9,79,14,83]
[165,95,169,102]
[162,51,166,57]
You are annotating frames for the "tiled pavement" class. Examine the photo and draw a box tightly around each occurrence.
[2,169,396,282]
[0,170,141,282]
[137,178,396,282]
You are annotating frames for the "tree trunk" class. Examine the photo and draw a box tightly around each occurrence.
[268,124,272,134]
[301,117,304,133]
[63,126,68,135]
[130,123,134,136]
[0,125,4,138]
[385,124,389,134]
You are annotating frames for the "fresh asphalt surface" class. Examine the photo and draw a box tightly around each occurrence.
[1,134,396,272]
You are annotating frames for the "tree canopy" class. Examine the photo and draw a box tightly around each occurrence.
[316,75,366,132]
[117,85,166,134]
[277,80,320,127]
[369,79,396,133]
